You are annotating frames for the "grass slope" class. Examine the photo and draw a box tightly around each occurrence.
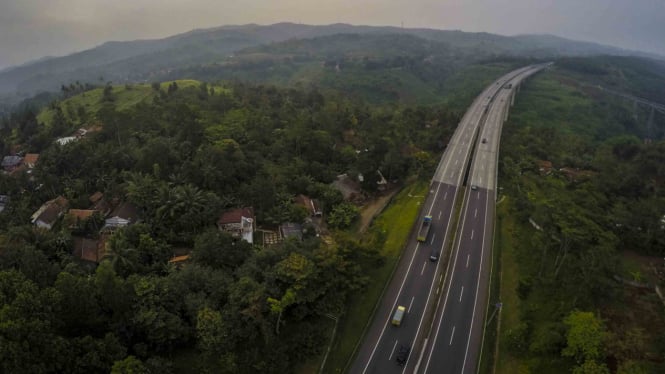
[36,80,221,126]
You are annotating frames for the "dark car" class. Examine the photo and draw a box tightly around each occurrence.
[429,249,440,262]
[481,138,487,144]
[396,344,410,366]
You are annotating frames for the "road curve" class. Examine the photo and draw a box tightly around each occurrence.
[348,65,545,374]
[420,64,548,374]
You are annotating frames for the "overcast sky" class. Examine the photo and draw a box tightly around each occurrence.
[1,0,664,69]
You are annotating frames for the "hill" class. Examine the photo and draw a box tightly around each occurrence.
[0,22,655,102]
[36,80,220,126]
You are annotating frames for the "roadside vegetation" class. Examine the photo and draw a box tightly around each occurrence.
[493,59,665,374]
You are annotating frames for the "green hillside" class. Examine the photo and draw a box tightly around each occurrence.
[37,80,225,126]
[492,60,665,374]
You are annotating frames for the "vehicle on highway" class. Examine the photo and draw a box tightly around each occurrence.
[395,344,410,366]
[481,138,487,143]
[392,305,406,326]
[470,184,478,190]
[417,215,433,242]
[429,248,440,262]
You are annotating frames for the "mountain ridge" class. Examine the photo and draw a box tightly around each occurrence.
[0,22,660,100]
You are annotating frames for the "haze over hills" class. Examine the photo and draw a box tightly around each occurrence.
[0,22,660,102]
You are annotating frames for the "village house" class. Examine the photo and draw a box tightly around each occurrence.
[65,209,97,229]
[89,191,111,216]
[55,136,78,146]
[332,173,363,202]
[168,255,191,268]
[31,196,69,230]
[280,222,303,241]
[103,201,139,231]
[295,195,323,217]
[72,237,103,263]
[217,207,255,244]
[537,160,553,175]
[23,153,39,169]
[0,195,9,213]
[1,155,23,172]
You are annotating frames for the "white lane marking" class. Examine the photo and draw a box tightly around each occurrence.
[436,286,440,295]
[419,72,522,372]
[475,208,478,218]
[443,192,448,200]
[440,274,443,283]
[431,233,436,245]
[455,159,459,165]
[449,326,456,345]
[389,340,399,360]
[408,296,415,313]
[362,187,445,373]
[466,254,470,268]
[470,229,474,240]
[421,262,427,275]
[438,210,442,220]
[461,177,491,373]
[460,286,464,302]
[477,192,480,200]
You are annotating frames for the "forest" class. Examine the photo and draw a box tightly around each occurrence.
[494,60,665,374]
[0,79,458,373]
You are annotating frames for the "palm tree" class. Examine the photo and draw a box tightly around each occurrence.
[103,231,137,276]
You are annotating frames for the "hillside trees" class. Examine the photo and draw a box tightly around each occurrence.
[0,80,457,372]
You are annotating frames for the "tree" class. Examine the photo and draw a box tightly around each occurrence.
[572,359,610,374]
[104,230,139,276]
[327,202,359,229]
[562,311,607,363]
[0,270,68,373]
[191,229,252,270]
[130,276,190,352]
[111,356,148,374]
[196,307,227,353]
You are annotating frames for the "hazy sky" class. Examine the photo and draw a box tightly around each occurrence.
[1,0,664,69]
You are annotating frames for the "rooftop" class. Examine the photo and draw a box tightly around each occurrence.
[218,207,255,225]
[23,153,39,166]
[1,155,22,168]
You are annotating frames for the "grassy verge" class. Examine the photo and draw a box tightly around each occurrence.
[477,199,503,374]
[493,197,523,374]
[322,180,429,373]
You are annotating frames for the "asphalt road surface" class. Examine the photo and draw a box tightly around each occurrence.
[349,65,545,374]
[419,65,548,374]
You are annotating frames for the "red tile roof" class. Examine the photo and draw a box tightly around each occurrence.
[89,191,104,203]
[23,153,39,166]
[168,255,190,264]
[68,209,95,220]
[72,237,101,262]
[218,207,254,225]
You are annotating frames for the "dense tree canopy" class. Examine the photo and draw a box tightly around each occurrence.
[0,80,458,372]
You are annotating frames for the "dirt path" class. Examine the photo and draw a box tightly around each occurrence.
[358,187,400,233]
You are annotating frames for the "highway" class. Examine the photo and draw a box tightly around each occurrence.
[349,65,540,374]
[419,65,547,374]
